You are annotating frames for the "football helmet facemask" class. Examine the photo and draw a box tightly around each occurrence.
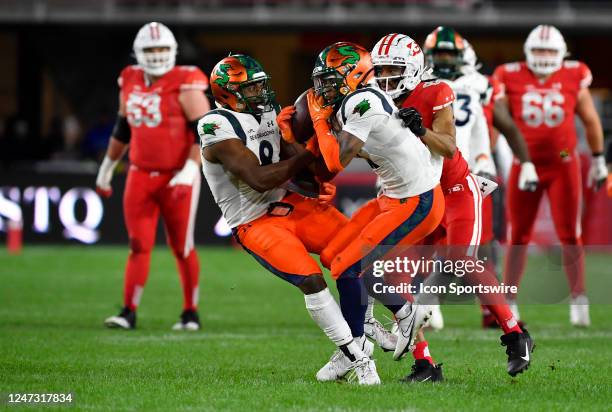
[133,22,177,77]
[371,33,425,98]
[312,42,373,106]
[424,26,466,80]
[524,25,567,76]
[210,54,275,115]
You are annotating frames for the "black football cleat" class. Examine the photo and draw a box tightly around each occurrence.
[104,306,136,329]
[500,328,535,377]
[172,309,201,331]
[400,359,444,383]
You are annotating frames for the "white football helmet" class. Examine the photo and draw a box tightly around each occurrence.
[371,33,425,98]
[133,22,177,77]
[524,25,567,75]
[462,39,478,69]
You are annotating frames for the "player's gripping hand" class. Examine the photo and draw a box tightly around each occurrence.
[306,89,342,173]
[397,107,427,137]
[277,105,296,143]
[318,181,336,203]
[168,159,200,198]
[472,155,497,180]
[587,154,607,190]
[518,161,539,192]
[306,89,333,127]
[95,155,119,198]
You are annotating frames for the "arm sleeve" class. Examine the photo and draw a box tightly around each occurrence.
[181,67,209,91]
[198,113,241,149]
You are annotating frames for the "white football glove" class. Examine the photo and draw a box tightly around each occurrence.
[518,161,539,192]
[168,159,200,187]
[472,155,497,178]
[95,155,119,198]
[587,154,607,190]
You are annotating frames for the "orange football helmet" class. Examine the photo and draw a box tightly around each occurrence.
[311,42,373,106]
[210,54,275,114]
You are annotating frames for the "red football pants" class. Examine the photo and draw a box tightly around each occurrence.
[504,155,585,298]
[122,166,201,311]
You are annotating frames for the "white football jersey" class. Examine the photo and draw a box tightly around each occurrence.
[443,71,493,170]
[335,87,438,198]
[199,108,286,228]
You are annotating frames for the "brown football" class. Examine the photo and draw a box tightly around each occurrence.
[291,90,315,144]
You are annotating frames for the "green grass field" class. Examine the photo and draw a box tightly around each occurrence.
[1,246,611,411]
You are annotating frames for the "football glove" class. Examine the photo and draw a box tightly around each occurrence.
[169,159,200,198]
[95,155,119,198]
[472,155,497,179]
[397,107,427,137]
[276,105,296,143]
[518,161,539,192]
[587,154,607,190]
[318,182,336,203]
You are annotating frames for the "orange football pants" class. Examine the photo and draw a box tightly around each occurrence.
[325,186,445,280]
[233,193,347,285]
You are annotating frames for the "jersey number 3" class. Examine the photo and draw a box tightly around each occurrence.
[455,94,472,127]
[521,91,565,128]
[126,93,162,128]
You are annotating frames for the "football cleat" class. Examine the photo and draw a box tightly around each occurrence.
[364,317,397,352]
[346,357,381,385]
[500,328,535,377]
[316,337,374,382]
[104,307,136,330]
[172,309,201,331]
[400,359,444,383]
[570,295,590,327]
[425,305,444,330]
[393,303,433,361]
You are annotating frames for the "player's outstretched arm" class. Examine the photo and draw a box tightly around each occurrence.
[280,139,336,182]
[336,130,365,167]
[492,98,531,164]
[576,87,606,190]
[205,139,316,193]
[397,106,456,158]
[96,94,129,198]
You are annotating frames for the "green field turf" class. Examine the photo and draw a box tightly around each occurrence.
[1,246,611,411]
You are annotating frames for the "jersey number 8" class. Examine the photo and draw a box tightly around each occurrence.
[521,91,565,128]
[126,93,162,128]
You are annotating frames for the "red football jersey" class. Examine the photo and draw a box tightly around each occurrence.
[119,65,209,171]
[493,61,592,165]
[401,80,469,191]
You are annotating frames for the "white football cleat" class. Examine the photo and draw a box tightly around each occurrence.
[104,307,136,329]
[364,317,397,351]
[172,309,201,331]
[570,295,590,327]
[507,298,521,321]
[425,305,444,330]
[346,357,381,385]
[393,303,433,361]
[316,337,374,382]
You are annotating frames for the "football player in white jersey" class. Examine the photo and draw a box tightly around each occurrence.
[301,42,445,381]
[199,54,380,385]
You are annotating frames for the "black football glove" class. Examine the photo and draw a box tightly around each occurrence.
[397,107,427,137]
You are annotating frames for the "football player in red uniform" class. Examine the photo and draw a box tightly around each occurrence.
[494,25,606,327]
[371,29,533,380]
[97,22,210,330]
